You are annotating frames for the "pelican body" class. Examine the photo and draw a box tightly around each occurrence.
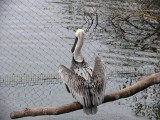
[59,29,106,115]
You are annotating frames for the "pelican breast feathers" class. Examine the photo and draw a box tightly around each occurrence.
[59,56,106,106]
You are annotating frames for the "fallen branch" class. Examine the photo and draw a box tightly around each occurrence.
[10,73,160,119]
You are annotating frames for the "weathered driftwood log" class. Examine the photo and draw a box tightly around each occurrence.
[10,73,160,119]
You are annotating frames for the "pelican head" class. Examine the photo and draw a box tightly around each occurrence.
[75,29,85,39]
[71,29,85,53]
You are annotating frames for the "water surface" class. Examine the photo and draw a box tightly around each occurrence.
[0,0,160,120]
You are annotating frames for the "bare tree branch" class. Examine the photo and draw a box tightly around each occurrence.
[10,73,160,119]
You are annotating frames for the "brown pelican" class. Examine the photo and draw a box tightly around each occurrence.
[59,29,106,115]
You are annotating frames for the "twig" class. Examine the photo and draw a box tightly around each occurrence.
[10,73,160,119]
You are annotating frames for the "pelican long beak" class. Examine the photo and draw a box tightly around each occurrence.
[71,37,78,53]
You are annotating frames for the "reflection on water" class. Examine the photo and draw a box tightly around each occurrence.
[0,0,160,120]
[60,0,160,73]
[131,84,160,120]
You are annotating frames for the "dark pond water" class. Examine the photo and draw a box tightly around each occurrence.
[0,0,160,120]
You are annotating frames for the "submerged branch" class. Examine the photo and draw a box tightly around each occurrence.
[10,73,160,119]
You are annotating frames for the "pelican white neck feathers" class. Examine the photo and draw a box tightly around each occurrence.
[71,29,85,62]
[59,29,106,115]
